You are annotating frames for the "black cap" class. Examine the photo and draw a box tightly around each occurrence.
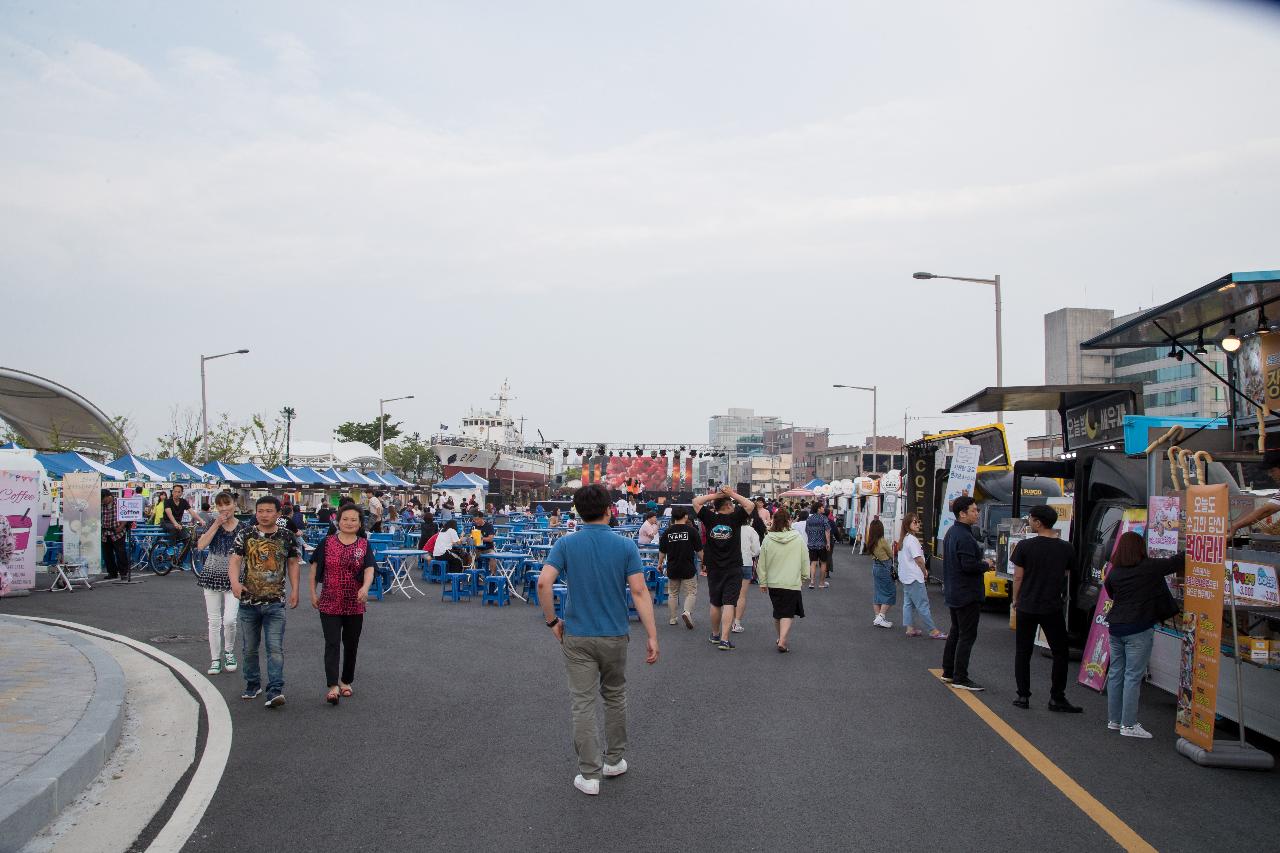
[1028,504,1058,527]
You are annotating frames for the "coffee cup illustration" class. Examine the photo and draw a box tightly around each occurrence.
[7,509,32,554]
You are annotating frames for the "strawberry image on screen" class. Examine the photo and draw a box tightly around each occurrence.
[604,456,669,491]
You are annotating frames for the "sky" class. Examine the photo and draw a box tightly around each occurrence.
[3,0,1279,459]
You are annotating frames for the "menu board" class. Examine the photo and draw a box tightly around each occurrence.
[1175,484,1228,751]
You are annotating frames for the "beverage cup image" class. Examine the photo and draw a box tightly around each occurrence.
[7,511,32,554]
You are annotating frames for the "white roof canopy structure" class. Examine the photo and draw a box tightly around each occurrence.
[0,367,129,454]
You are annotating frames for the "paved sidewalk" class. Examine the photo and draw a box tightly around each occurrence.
[0,615,126,852]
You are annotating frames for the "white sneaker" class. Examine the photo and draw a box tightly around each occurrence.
[730,621,744,633]
[1120,723,1152,739]
[602,758,628,777]
[668,616,678,626]
[207,660,222,675]
[873,615,885,627]
[1107,721,1121,731]
[574,774,600,795]
[878,618,894,628]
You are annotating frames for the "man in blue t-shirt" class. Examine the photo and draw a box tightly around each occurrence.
[538,483,659,797]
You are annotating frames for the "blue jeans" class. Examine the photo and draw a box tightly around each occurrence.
[239,601,286,696]
[901,582,938,632]
[1107,627,1154,727]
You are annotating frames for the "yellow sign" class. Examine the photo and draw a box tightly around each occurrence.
[1175,484,1227,750]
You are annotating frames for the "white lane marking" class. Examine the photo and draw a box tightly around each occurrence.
[13,616,233,853]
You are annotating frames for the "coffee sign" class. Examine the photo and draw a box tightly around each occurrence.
[1064,391,1136,451]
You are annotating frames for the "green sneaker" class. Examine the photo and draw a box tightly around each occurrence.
[223,652,238,673]
[207,659,223,675]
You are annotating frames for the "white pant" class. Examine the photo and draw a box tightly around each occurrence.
[202,588,239,661]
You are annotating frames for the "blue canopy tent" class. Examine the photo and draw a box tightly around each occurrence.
[319,467,376,486]
[36,452,130,481]
[108,455,168,482]
[802,478,827,491]
[147,457,218,482]
[271,466,338,486]
[435,472,489,489]
[239,463,287,484]
[201,461,285,485]
[380,471,412,488]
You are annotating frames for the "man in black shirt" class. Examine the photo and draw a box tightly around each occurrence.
[657,507,702,629]
[692,486,755,650]
[163,483,195,566]
[1009,504,1082,713]
[472,511,495,554]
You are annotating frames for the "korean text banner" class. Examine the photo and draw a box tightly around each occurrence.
[0,470,41,595]
[1175,484,1227,751]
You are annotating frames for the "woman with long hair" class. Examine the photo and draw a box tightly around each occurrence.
[309,505,376,705]
[864,517,895,628]
[194,491,244,675]
[1104,532,1184,738]
[756,508,809,652]
[897,513,945,639]
[416,508,439,551]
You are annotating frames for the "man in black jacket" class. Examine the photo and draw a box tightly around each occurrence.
[941,496,989,691]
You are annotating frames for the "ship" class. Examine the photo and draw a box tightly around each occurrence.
[428,382,553,491]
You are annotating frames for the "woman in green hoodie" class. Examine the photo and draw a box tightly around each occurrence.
[756,508,810,652]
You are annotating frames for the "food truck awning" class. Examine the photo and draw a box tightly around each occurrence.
[1079,270,1280,350]
[943,384,1143,453]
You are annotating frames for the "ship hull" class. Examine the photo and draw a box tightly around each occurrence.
[432,443,551,487]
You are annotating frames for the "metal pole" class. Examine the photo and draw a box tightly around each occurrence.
[872,385,878,475]
[379,399,385,463]
[200,356,209,462]
[994,274,1004,424]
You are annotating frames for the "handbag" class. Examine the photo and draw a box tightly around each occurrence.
[1153,582,1180,622]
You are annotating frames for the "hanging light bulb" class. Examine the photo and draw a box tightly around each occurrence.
[1222,324,1242,353]
[1194,330,1208,356]
[1258,306,1271,336]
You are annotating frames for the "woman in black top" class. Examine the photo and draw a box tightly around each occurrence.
[416,510,439,551]
[1103,532,1184,739]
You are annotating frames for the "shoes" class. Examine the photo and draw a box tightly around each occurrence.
[681,612,694,630]
[873,615,885,627]
[940,675,953,683]
[808,584,815,590]
[708,634,721,645]
[1107,721,1122,731]
[668,617,678,626]
[731,621,744,633]
[573,775,600,795]
[223,652,238,672]
[264,693,286,708]
[602,759,628,777]
[820,582,830,588]
[1012,697,1030,709]
[905,629,923,637]
[1120,723,1153,739]
[326,689,340,706]
[241,687,262,700]
[207,659,222,675]
[1048,697,1084,714]
[950,678,985,692]
[776,643,789,653]
[717,639,736,651]
[930,631,949,640]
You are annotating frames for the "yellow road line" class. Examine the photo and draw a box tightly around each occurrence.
[930,669,1156,853]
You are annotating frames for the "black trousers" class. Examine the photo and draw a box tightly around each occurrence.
[942,601,982,681]
[1014,608,1070,699]
[320,613,364,687]
[101,536,129,578]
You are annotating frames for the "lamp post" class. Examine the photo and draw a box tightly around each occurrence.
[200,349,249,462]
[913,271,1003,423]
[833,384,877,475]
[378,395,414,463]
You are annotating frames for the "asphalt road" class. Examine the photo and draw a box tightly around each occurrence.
[6,548,1277,852]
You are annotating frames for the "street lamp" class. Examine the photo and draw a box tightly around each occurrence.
[281,406,296,467]
[378,395,414,463]
[913,271,1003,422]
[200,349,249,462]
[833,384,878,475]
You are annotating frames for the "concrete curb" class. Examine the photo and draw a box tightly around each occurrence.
[0,616,126,853]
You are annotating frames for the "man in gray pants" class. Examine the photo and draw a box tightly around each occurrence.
[538,484,659,796]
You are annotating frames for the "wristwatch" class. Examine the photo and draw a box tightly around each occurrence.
[545,616,561,628]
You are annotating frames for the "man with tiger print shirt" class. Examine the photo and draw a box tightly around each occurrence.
[230,495,301,708]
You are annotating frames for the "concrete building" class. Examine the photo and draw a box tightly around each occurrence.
[733,453,793,497]
[1042,307,1230,440]
[1024,434,1065,461]
[709,408,782,455]
[814,436,906,481]
[763,426,829,484]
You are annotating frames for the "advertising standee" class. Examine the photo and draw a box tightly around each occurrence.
[1175,484,1227,752]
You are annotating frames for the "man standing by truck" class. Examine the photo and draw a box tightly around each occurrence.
[1008,504,1083,713]
[941,496,989,691]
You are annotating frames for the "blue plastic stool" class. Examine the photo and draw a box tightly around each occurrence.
[552,584,568,619]
[367,572,385,601]
[654,574,669,606]
[482,576,511,606]
[424,559,449,583]
[442,573,470,602]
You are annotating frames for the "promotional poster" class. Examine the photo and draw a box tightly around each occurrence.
[1175,484,1227,751]
[934,443,982,548]
[60,472,102,573]
[1078,509,1147,691]
[0,469,41,595]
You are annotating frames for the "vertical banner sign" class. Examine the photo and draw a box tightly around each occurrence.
[0,470,41,595]
[906,443,939,557]
[1079,509,1147,691]
[685,457,693,491]
[1261,334,1280,413]
[934,443,982,547]
[61,472,103,573]
[1176,483,1228,751]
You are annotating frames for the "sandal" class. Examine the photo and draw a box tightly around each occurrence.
[777,643,789,653]
[930,631,948,640]
[339,684,354,697]
[326,688,340,705]
[905,629,923,637]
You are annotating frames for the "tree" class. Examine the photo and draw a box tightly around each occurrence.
[97,415,136,459]
[249,412,288,469]
[384,432,443,484]
[334,415,402,449]
[152,407,247,463]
